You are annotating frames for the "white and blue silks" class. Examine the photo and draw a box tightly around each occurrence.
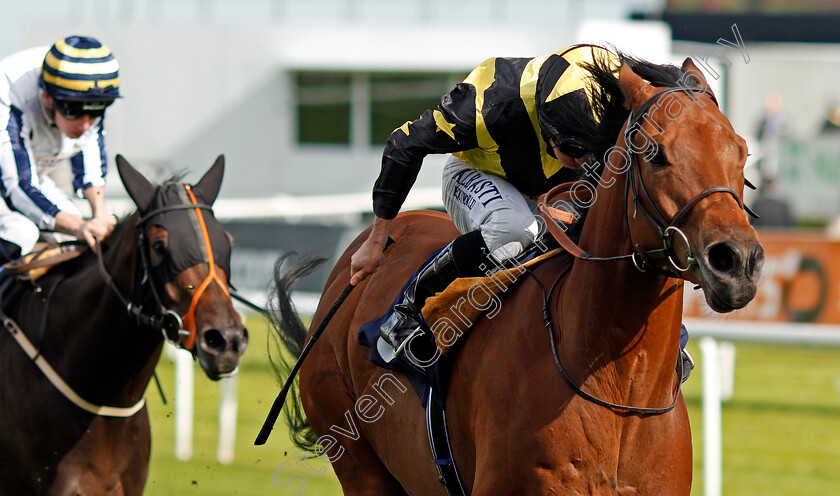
[0,46,107,254]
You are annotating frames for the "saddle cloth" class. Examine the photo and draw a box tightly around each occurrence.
[358,246,565,407]
[421,248,562,356]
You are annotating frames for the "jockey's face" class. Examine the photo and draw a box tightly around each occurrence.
[549,139,586,170]
[43,92,97,139]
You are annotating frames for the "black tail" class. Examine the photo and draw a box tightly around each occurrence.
[265,251,328,452]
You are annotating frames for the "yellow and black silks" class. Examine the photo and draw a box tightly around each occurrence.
[373,45,620,220]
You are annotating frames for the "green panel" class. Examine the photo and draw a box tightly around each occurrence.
[369,72,462,146]
[296,72,351,144]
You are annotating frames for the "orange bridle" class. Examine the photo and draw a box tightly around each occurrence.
[178,184,229,350]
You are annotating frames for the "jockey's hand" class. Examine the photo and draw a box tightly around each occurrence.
[78,215,116,250]
[350,216,392,286]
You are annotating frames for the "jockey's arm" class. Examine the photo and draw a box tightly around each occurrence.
[350,215,392,286]
[54,210,114,251]
[353,83,478,285]
[53,186,115,250]
[82,185,112,222]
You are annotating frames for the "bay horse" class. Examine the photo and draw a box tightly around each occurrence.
[0,155,248,495]
[271,58,763,494]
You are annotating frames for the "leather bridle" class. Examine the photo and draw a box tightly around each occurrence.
[96,184,224,351]
[540,86,757,279]
[535,85,757,414]
[622,86,757,277]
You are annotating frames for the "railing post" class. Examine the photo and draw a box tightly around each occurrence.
[217,373,239,464]
[174,347,194,461]
[700,337,722,496]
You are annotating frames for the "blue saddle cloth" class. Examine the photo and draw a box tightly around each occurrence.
[358,249,450,409]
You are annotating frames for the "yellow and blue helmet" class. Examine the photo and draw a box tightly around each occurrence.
[41,36,120,102]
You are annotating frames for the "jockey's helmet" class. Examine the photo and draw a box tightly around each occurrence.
[536,45,620,159]
[41,36,120,104]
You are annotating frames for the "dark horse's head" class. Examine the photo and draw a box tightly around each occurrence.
[117,155,248,379]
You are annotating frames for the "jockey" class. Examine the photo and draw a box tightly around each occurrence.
[0,35,120,267]
[351,45,693,378]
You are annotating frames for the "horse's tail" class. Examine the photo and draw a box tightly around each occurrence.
[266,251,328,452]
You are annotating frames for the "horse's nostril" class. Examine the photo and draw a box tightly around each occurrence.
[234,327,249,354]
[202,329,227,352]
[707,242,739,275]
[746,244,765,278]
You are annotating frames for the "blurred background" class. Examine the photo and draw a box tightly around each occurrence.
[6,0,840,494]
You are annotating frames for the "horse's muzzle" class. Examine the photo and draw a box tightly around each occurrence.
[697,239,764,312]
[196,325,249,380]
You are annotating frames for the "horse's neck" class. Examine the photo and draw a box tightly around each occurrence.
[67,219,163,405]
[558,169,683,393]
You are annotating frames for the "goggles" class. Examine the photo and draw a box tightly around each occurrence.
[555,140,588,159]
[53,99,112,120]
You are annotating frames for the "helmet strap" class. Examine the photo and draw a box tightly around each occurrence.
[40,91,57,125]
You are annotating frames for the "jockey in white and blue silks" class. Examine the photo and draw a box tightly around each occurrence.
[0,35,120,266]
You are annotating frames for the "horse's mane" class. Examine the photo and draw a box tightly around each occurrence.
[571,47,699,173]
[162,171,188,184]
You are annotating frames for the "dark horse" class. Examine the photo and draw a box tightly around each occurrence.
[271,58,763,494]
[0,156,248,495]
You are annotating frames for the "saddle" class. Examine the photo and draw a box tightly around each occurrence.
[418,180,588,355]
[420,248,564,356]
[2,242,86,281]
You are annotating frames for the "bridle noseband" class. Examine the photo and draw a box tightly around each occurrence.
[535,85,757,414]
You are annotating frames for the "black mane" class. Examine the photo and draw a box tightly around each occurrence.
[573,47,699,172]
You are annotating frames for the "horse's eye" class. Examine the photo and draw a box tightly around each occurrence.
[647,148,668,168]
[152,240,168,256]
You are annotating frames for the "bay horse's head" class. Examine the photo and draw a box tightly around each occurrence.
[117,155,248,379]
[615,59,764,312]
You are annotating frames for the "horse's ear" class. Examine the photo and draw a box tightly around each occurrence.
[193,155,225,205]
[681,57,713,97]
[618,63,657,111]
[116,154,156,212]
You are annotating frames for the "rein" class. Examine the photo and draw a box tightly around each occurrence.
[540,86,756,277]
[526,266,683,414]
[1,183,231,418]
[534,85,750,414]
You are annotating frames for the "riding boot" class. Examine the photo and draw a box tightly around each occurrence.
[379,244,461,362]
[677,324,694,383]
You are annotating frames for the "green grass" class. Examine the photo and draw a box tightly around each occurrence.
[144,318,840,495]
[683,341,840,496]
[145,317,342,495]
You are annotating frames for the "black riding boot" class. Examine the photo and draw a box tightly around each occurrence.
[379,244,462,361]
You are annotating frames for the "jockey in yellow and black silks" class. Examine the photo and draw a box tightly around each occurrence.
[354,45,629,362]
